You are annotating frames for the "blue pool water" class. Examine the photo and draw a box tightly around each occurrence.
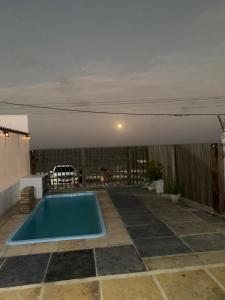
[7,192,106,245]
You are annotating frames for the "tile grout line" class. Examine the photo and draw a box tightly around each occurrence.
[99,280,104,300]
[2,261,225,292]
[93,248,98,277]
[152,275,169,300]
[143,249,225,260]
[93,247,104,300]
[165,222,194,253]
[38,252,52,300]
[136,193,197,254]
[111,193,173,260]
[204,268,225,293]
[132,234,177,241]
[179,231,221,238]
[109,193,225,265]
[0,257,7,270]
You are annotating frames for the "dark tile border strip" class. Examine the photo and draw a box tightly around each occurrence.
[109,190,193,257]
[0,253,50,288]
[0,244,146,288]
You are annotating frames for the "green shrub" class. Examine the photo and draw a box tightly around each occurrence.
[144,160,163,183]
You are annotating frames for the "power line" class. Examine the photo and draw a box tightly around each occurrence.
[0,100,225,116]
[1,95,225,107]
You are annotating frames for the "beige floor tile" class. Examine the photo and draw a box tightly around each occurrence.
[42,281,100,300]
[57,240,86,252]
[198,250,225,265]
[0,287,41,300]
[104,237,132,247]
[9,214,26,221]
[102,211,120,218]
[4,245,32,257]
[30,242,58,254]
[106,222,127,232]
[0,245,7,257]
[0,231,12,241]
[0,221,21,233]
[208,267,225,286]
[105,216,124,223]
[107,226,128,235]
[101,275,164,300]
[144,253,202,270]
[84,238,109,249]
[157,269,225,300]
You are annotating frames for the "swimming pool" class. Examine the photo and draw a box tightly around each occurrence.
[7,192,106,245]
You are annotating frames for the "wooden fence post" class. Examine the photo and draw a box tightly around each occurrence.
[126,148,132,185]
[211,143,220,212]
[171,145,177,181]
[218,116,225,212]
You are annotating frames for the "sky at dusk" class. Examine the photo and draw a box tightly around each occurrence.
[0,0,225,149]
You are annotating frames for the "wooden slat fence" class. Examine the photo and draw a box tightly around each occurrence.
[31,146,148,188]
[175,144,213,208]
[148,145,176,185]
[31,143,225,212]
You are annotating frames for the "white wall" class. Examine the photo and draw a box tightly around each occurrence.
[0,116,30,215]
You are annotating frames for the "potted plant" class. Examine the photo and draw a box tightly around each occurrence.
[164,179,182,202]
[144,160,164,193]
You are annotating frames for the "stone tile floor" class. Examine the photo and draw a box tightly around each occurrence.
[1,188,225,299]
[95,245,145,276]
[45,249,96,282]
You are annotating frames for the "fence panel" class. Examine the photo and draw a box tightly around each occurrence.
[175,144,213,208]
[31,146,148,189]
[148,145,175,184]
[218,144,225,211]
[31,143,225,212]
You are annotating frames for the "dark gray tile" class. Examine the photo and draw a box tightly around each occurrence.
[95,245,145,276]
[193,211,224,224]
[168,221,217,236]
[147,207,202,223]
[112,199,144,209]
[110,193,137,200]
[0,253,50,287]
[121,213,162,226]
[182,233,225,252]
[134,236,191,257]
[127,224,174,240]
[45,249,96,282]
[117,206,149,216]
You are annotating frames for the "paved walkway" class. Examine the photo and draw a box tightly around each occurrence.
[1,188,225,299]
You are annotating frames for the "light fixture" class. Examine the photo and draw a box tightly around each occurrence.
[25,134,31,140]
[117,123,123,129]
[3,130,9,137]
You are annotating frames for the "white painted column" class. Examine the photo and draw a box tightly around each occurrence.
[221,130,225,183]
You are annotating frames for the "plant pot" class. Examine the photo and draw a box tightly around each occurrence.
[161,193,170,200]
[147,180,164,193]
[169,194,181,203]
[147,181,156,191]
[155,179,164,194]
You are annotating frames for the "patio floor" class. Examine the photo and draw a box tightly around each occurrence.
[1,187,225,299]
